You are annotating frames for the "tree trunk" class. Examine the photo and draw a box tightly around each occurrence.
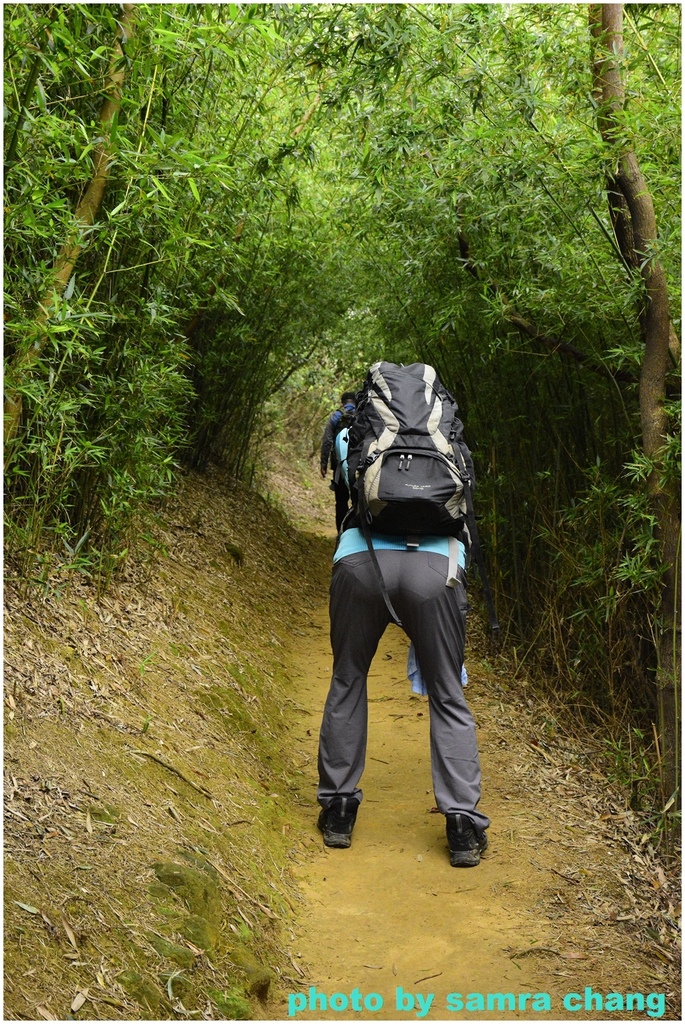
[4,4,136,444]
[589,3,680,805]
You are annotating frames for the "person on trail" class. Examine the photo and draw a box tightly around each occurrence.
[320,391,357,532]
[316,362,489,868]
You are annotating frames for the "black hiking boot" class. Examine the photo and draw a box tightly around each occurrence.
[317,796,360,849]
[445,813,488,867]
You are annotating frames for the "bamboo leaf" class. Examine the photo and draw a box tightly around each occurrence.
[14,901,40,914]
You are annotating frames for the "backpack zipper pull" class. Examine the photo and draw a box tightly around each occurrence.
[398,455,404,470]
[405,454,412,471]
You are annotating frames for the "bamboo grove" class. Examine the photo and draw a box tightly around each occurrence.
[4,5,681,829]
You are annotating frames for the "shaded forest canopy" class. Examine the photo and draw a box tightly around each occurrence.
[4,4,681,831]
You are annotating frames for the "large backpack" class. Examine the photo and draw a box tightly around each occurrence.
[334,426,350,487]
[346,361,499,637]
[347,361,471,537]
[328,404,356,475]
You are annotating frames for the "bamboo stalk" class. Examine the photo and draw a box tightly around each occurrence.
[4,4,137,444]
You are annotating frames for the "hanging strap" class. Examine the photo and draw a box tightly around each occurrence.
[446,536,460,588]
[359,512,403,628]
[453,448,500,640]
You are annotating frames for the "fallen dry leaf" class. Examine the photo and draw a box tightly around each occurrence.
[183,939,203,956]
[71,990,89,1012]
[61,915,78,950]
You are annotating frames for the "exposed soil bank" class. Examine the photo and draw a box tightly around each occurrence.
[4,467,331,1021]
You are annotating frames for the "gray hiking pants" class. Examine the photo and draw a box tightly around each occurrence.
[317,549,489,831]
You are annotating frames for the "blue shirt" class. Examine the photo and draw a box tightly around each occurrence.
[334,527,466,567]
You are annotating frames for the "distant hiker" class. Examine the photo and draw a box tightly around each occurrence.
[317,362,492,868]
[320,391,357,531]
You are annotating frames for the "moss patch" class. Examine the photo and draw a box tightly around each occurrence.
[147,933,196,969]
[89,803,121,823]
[152,859,222,950]
[117,970,171,1019]
[231,945,275,1001]
[4,466,331,1020]
[152,861,221,925]
[210,986,253,1020]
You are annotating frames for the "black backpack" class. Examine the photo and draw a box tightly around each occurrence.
[347,361,471,536]
[331,405,355,433]
[346,361,499,636]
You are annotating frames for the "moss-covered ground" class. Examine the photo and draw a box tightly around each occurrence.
[4,465,332,1021]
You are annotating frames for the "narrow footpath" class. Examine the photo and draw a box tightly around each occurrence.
[269,463,678,1023]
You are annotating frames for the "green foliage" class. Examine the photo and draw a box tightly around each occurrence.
[4,4,681,768]
[605,728,657,809]
[302,2,680,734]
[535,464,663,716]
[603,726,679,855]
[4,2,358,578]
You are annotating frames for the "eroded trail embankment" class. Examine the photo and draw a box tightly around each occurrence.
[276,568,677,1020]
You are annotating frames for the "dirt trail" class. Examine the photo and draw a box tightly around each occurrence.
[289,613,563,1021]
[281,608,674,1022]
[268,465,677,1022]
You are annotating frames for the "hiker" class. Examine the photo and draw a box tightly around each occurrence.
[316,362,491,868]
[320,391,357,531]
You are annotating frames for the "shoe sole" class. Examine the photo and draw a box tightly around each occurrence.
[322,830,352,849]
[450,848,481,867]
[449,834,488,868]
[317,815,353,848]
[317,802,357,848]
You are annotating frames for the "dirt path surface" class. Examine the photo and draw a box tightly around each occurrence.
[280,606,677,1022]
[268,462,679,1023]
